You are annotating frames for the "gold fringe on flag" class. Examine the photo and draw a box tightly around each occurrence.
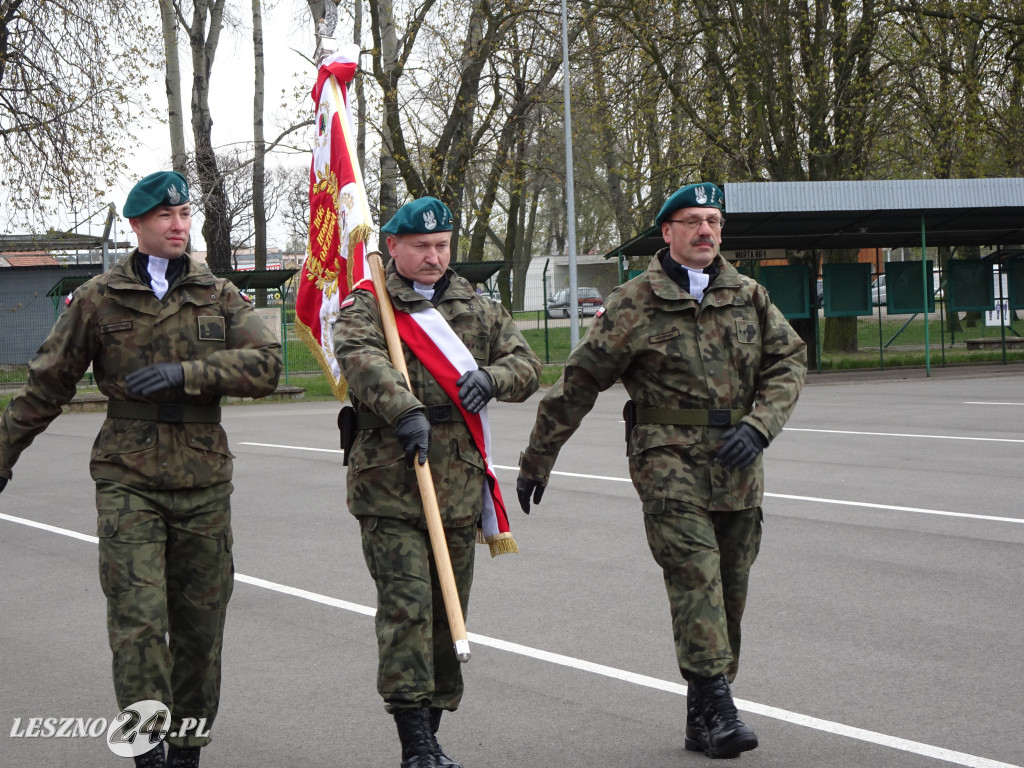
[485,532,519,557]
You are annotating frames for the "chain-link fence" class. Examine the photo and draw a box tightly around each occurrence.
[0,287,64,389]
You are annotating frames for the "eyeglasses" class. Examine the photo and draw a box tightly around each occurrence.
[666,215,725,230]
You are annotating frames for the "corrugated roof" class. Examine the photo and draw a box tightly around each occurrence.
[727,178,1024,214]
[605,177,1024,258]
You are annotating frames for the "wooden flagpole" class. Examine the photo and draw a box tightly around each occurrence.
[367,251,471,663]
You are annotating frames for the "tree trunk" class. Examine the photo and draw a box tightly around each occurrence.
[188,0,231,272]
[961,245,983,327]
[354,0,366,175]
[252,0,267,305]
[821,248,859,353]
[369,0,410,251]
[159,0,187,174]
[582,11,633,243]
[499,130,529,309]
[787,249,821,368]
[938,245,962,335]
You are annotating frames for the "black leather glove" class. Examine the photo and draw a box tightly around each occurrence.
[516,475,545,514]
[0,477,7,494]
[125,362,185,398]
[395,410,431,467]
[716,423,768,470]
[456,369,494,414]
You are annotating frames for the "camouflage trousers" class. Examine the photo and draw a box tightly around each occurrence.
[95,479,234,748]
[359,516,477,714]
[642,501,762,682]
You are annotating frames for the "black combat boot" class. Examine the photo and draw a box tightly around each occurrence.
[429,707,463,768]
[133,743,165,768]
[692,674,758,758]
[394,708,445,768]
[165,745,201,768]
[684,682,707,753]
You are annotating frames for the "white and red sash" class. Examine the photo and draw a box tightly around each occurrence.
[354,283,518,557]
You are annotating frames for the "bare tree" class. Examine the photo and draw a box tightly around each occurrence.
[0,0,158,223]
[273,164,311,254]
[164,0,233,271]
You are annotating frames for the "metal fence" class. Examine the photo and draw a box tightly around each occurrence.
[4,259,1024,393]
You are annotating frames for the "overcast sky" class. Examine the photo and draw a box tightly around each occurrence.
[106,3,323,254]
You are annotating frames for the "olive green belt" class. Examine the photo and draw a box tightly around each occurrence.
[635,406,747,428]
[107,401,222,424]
[355,404,464,429]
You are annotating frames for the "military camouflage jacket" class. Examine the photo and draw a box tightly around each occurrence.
[334,262,541,527]
[520,250,806,511]
[0,253,283,490]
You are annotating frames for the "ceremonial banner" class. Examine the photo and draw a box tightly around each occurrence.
[295,44,373,401]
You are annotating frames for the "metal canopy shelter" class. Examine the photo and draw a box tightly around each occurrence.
[450,261,503,284]
[0,233,132,253]
[216,268,299,292]
[45,268,300,300]
[605,178,1024,259]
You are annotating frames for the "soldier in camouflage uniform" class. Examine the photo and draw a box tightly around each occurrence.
[333,197,540,768]
[0,171,283,768]
[517,183,806,759]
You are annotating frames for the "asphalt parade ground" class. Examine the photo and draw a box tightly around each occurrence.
[2,367,1023,768]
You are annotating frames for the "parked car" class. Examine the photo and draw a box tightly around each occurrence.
[546,286,604,318]
[872,275,886,305]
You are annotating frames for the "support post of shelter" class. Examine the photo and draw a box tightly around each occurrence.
[921,215,930,377]
[998,261,1008,365]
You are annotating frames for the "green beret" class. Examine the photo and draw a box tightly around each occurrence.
[123,171,190,218]
[655,182,724,225]
[381,196,453,235]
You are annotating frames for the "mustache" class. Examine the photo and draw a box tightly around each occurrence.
[690,236,717,247]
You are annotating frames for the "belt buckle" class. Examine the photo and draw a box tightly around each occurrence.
[708,409,731,428]
[428,404,452,423]
[158,404,184,423]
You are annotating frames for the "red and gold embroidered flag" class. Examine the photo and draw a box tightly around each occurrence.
[295,44,373,401]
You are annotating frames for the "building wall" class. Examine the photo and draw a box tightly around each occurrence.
[0,266,102,365]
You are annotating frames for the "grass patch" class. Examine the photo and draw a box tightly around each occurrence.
[540,365,565,386]
[833,314,1024,349]
[519,325,594,364]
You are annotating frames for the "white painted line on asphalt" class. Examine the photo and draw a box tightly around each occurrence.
[782,427,1024,443]
[963,401,1024,406]
[763,493,1024,524]
[242,442,342,453]
[236,573,376,617]
[499,467,1022,525]
[469,635,1022,768]
[1,509,1019,768]
[239,444,1024,526]
[0,511,99,542]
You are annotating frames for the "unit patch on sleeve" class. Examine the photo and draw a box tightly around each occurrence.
[198,316,227,341]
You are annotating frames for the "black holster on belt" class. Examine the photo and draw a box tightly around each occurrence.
[338,406,357,466]
[623,400,637,455]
